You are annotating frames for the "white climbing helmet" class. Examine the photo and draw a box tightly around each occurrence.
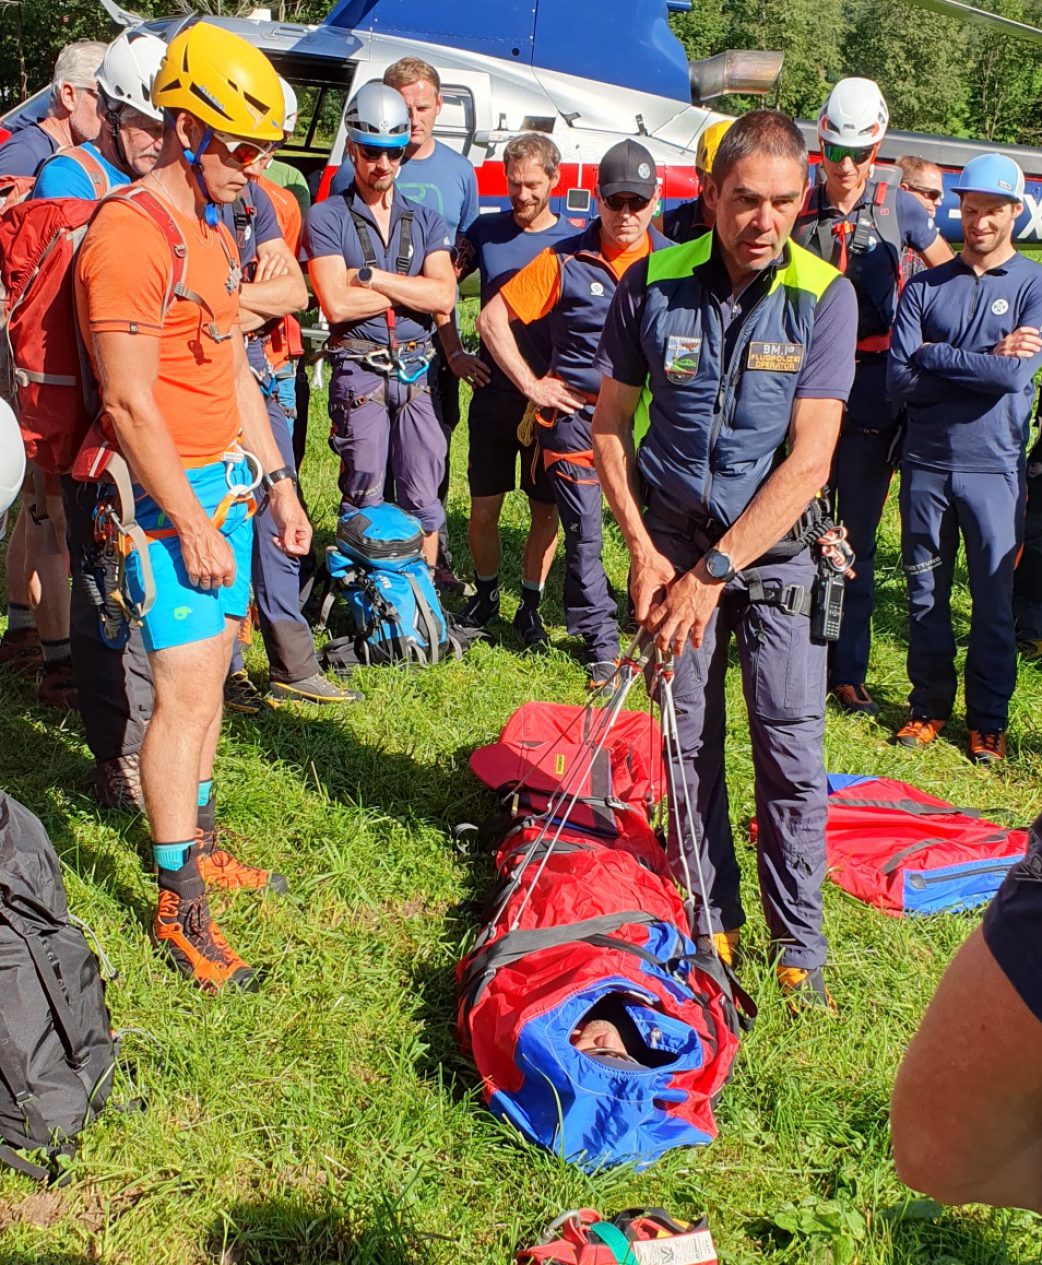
[817,78,889,149]
[97,30,166,123]
[345,81,410,149]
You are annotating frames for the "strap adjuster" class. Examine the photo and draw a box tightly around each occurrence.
[776,583,808,616]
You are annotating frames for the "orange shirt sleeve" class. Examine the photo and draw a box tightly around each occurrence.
[76,202,173,337]
[260,174,302,255]
[499,247,562,325]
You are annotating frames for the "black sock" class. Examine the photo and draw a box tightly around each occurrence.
[475,573,499,601]
[519,581,543,611]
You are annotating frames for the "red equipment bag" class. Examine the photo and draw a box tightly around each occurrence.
[518,1208,718,1264]
[823,774,1028,915]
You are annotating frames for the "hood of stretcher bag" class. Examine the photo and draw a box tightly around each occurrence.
[335,503,424,567]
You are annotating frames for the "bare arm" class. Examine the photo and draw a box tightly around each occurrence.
[370,247,456,316]
[892,927,1042,1214]
[436,313,490,386]
[309,253,392,324]
[919,234,953,268]
[239,237,308,333]
[478,292,584,412]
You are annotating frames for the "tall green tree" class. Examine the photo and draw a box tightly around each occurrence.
[963,0,1042,142]
[725,0,844,117]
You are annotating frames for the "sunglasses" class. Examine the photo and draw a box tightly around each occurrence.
[822,142,875,166]
[904,182,944,204]
[358,143,407,162]
[602,192,652,213]
[212,131,280,167]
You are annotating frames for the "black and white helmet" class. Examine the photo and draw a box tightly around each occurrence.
[345,82,410,148]
[96,30,165,123]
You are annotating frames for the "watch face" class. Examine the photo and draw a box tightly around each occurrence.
[706,550,731,579]
[358,266,373,285]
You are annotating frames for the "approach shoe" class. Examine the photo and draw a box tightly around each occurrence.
[94,753,145,812]
[268,672,362,705]
[832,682,879,717]
[968,729,1006,766]
[777,965,836,1015]
[1018,638,1042,661]
[713,930,740,969]
[512,603,550,649]
[151,886,257,994]
[459,587,500,628]
[0,626,41,674]
[586,659,620,692]
[224,669,266,716]
[38,660,77,710]
[195,829,288,895]
[896,715,945,748]
[433,564,475,599]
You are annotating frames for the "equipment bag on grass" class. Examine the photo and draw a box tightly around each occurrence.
[0,793,117,1183]
[823,774,1028,915]
[518,1207,718,1264]
[318,502,478,668]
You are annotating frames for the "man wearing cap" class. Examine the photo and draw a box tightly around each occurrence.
[889,154,1042,765]
[478,139,669,686]
[794,80,951,720]
[662,118,731,243]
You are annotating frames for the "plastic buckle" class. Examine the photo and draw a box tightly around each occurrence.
[777,583,807,617]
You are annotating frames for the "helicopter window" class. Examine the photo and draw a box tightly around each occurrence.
[281,84,352,158]
[435,84,478,154]
[566,188,593,214]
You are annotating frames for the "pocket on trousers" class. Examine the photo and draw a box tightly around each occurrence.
[749,603,825,722]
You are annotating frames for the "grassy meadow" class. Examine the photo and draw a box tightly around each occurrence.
[1,299,1042,1264]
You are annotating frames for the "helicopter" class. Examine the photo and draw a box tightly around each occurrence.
[4,0,1042,242]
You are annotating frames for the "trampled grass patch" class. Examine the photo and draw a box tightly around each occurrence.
[2,318,1042,1262]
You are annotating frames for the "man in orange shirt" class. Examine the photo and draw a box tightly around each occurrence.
[478,140,669,685]
[75,24,309,992]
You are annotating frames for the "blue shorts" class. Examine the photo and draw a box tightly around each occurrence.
[125,457,255,653]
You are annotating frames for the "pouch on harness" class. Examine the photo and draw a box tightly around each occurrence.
[459,700,745,1171]
[318,503,464,668]
[822,774,1028,916]
[0,793,118,1184]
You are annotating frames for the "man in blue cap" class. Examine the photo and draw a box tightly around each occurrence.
[889,153,1042,765]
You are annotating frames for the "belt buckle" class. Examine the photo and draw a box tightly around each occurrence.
[778,583,807,617]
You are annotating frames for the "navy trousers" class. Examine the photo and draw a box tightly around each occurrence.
[900,461,1023,731]
[646,504,829,969]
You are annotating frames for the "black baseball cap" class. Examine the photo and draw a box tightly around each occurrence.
[597,139,658,199]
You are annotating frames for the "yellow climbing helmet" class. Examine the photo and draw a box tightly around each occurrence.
[695,119,734,176]
[152,22,283,141]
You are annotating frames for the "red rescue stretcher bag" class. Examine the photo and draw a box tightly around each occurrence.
[459,702,744,1171]
[823,773,1028,915]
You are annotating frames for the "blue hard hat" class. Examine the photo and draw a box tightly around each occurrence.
[954,153,1025,201]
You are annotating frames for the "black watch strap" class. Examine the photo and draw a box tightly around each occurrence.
[262,465,297,492]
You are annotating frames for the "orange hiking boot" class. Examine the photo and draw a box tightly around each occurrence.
[194,829,288,895]
[896,715,945,749]
[777,965,837,1015]
[968,729,1006,766]
[712,930,740,968]
[151,886,257,994]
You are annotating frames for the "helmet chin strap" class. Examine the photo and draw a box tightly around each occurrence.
[180,122,221,227]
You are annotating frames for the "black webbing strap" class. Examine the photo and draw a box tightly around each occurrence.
[742,570,813,618]
[0,1143,50,1182]
[348,206,415,277]
[0,1010,50,1146]
[0,910,88,1066]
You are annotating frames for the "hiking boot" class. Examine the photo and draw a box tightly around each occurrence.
[1018,638,1042,662]
[94,753,145,812]
[896,715,945,748]
[513,603,549,649]
[459,587,500,627]
[586,660,620,692]
[224,669,266,716]
[151,886,257,994]
[777,965,836,1015]
[195,830,288,895]
[713,930,740,969]
[37,660,77,710]
[0,626,41,674]
[968,729,1006,766]
[433,564,475,598]
[832,682,879,717]
[268,672,361,705]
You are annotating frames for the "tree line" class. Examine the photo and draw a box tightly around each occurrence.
[1,0,1040,147]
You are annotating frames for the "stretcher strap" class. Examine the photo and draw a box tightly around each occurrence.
[830,796,982,818]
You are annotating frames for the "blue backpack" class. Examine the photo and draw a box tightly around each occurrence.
[320,504,460,668]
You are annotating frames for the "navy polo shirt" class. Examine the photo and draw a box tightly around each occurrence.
[888,250,1042,472]
[983,826,1042,1025]
[0,122,58,179]
[457,209,574,388]
[220,179,281,271]
[303,184,452,344]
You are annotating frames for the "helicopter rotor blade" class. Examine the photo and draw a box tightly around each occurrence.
[903,0,1042,45]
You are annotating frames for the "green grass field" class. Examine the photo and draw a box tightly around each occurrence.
[2,303,1042,1264]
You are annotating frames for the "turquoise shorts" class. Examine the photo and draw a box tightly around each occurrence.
[125,456,256,653]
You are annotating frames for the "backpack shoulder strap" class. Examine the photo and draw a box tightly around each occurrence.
[395,209,414,275]
[62,146,113,199]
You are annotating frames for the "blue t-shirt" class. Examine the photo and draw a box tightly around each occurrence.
[0,122,58,179]
[457,209,574,389]
[888,251,1042,473]
[302,183,452,344]
[330,140,478,240]
[219,179,281,270]
[31,141,127,200]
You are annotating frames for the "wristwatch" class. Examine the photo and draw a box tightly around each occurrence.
[356,265,374,288]
[702,547,736,583]
[262,465,297,493]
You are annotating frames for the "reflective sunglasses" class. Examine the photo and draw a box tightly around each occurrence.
[903,181,944,204]
[212,131,280,167]
[358,143,407,162]
[822,142,875,166]
[602,192,652,213]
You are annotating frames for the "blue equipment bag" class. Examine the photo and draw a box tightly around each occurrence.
[321,504,457,667]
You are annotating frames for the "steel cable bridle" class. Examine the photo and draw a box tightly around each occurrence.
[653,649,719,957]
[489,636,651,933]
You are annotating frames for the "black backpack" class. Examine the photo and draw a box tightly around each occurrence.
[0,793,117,1183]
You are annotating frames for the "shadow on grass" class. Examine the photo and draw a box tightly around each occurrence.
[0,1255,94,1265]
[209,1195,445,1265]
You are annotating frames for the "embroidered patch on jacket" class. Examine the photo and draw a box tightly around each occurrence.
[747,341,805,372]
[664,334,702,383]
